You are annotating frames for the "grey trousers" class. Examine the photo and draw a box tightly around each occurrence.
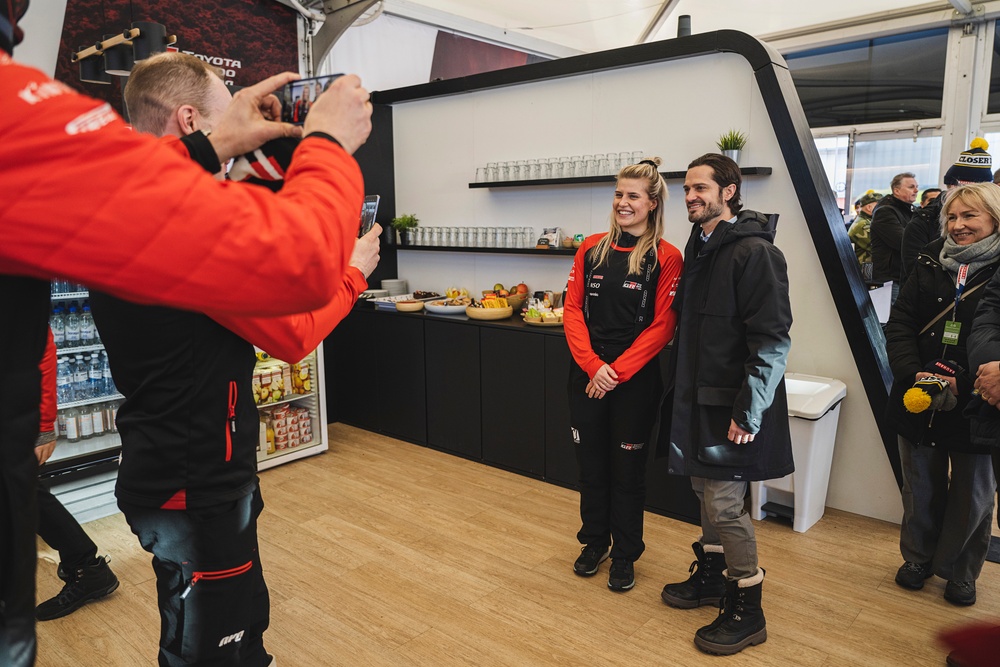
[898,436,995,582]
[691,477,757,580]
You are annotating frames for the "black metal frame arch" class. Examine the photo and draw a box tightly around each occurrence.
[370,30,900,487]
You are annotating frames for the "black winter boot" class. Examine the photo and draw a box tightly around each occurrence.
[36,555,120,621]
[661,542,726,608]
[694,569,767,655]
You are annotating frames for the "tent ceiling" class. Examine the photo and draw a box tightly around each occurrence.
[291,0,964,55]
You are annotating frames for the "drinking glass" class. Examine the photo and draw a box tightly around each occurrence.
[486,162,498,182]
[596,153,609,175]
[475,167,486,183]
[619,151,632,168]
[583,154,596,176]
[498,163,510,181]
[523,226,535,248]
[475,227,487,247]
[514,160,526,181]
[570,155,583,178]
[631,150,644,164]
[539,160,551,179]
[527,159,539,180]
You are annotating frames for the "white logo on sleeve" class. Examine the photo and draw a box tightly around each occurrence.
[65,103,117,135]
[218,630,245,647]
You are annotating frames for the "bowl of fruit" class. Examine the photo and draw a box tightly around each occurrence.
[485,283,530,313]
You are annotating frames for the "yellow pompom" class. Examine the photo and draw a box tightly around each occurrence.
[971,137,989,150]
[866,189,875,195]
[903,387,932,413]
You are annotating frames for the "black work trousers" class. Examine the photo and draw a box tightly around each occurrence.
[569,359,662,561]
[120,487,270,667]
[37,482,98,570]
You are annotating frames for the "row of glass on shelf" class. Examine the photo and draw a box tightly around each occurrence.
[58,399,120,443]
[408,226,535,249]
[475,151,646,183]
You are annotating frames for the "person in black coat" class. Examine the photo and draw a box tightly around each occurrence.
[884,182,1000,607]
[900,192,945,286]
[871,172,919,303]
[659,154,792,657]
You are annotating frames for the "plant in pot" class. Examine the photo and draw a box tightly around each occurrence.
[391,213,419,246]
[717,129,748,165]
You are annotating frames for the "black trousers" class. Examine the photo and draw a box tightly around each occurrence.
[569,359,662,561]
[0,369,42,667]
[119,487,270,667]
[36,482,98,570]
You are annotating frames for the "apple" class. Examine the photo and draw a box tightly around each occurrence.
[515,283,529,295]
[493,283,505,292]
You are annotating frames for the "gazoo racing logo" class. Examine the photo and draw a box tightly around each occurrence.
[622,280,643,290]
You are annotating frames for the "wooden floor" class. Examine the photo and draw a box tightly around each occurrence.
[35,423,1000,666]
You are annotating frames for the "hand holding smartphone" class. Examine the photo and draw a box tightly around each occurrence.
[280,73,344,125]
[359,195,380,238]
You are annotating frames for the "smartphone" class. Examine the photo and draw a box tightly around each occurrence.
[359,195,380,237]
[280,73,343,125]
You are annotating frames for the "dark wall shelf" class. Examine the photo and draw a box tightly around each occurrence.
[468,167,772,189]
[395,245,577,256]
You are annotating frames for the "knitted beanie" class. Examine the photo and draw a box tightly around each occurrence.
[857,190,882,208]
[944,138,993,185]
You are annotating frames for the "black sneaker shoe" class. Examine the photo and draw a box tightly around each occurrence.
[944,580,976,606]
[608,559,635,592]
[36,555,120,621]
[894,561,933,590]
[573,544,610,577]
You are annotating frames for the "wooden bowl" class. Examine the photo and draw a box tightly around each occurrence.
[465,305,513,320]
[505,292,528,312]
[395,300,425,312]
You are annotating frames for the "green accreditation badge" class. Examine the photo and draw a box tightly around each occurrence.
[942,320,962,346]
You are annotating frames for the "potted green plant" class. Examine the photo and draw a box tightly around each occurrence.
[391,213,419,246]
[717,129,748,164]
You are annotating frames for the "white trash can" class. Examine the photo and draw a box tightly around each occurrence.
[749,372,847,533]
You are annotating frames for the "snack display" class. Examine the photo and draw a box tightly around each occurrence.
[523,301,564,327]
[426,297,472,314]
[254,357,314,405]
[259,404,313,452]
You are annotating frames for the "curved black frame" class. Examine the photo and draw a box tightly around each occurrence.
[368,30,900,486]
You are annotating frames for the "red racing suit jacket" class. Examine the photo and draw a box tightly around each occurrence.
[564,233,682,382]
[0,53,364,317]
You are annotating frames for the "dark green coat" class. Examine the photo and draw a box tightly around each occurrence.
[664,210,793,482]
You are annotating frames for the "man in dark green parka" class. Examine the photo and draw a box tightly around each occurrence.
[659,153,793,657]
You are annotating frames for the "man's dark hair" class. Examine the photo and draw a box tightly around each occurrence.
[688,153,743,214]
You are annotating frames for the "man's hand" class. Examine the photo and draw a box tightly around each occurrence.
[304,74,372,155]
[35,432,57,465]
[207,72,304,163]
[350,224,382,279]
[728,420,755,445]
[585,380,606,400]
[975,362,1000,407]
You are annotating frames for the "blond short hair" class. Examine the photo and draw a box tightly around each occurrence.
[940,182,1000,236]
[124,52,219,135]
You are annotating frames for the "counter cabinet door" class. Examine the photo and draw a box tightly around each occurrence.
[425,320,481,459]
[480,328,544,476]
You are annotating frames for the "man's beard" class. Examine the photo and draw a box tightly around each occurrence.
[687,194,725,225]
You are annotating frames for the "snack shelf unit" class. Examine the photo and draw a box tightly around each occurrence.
[255,346,329,473]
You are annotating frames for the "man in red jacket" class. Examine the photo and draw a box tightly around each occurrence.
[0,3,373,665]
[89,51,379,667]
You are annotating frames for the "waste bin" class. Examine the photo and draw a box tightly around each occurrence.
[749,373,847,533]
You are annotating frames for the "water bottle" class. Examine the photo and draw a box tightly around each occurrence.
[100,352,115,396]
[64,303,81,348]
[108,399,120,433]
[91,402,106,437]
[65,408,81,443]
[89,354,104,398]
[79,405,94,440]
[50,306,65,348]
[56,357,74,405]
[80,303,96,346]
[73,353,89,400]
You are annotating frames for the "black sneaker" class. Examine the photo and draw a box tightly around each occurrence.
[944,580,976,606]
[894,561,933,590]
[36,555,120,621]
[608,559,635,592]
[573,544,610,577]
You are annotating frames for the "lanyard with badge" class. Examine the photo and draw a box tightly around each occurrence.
[941,264,968,348]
